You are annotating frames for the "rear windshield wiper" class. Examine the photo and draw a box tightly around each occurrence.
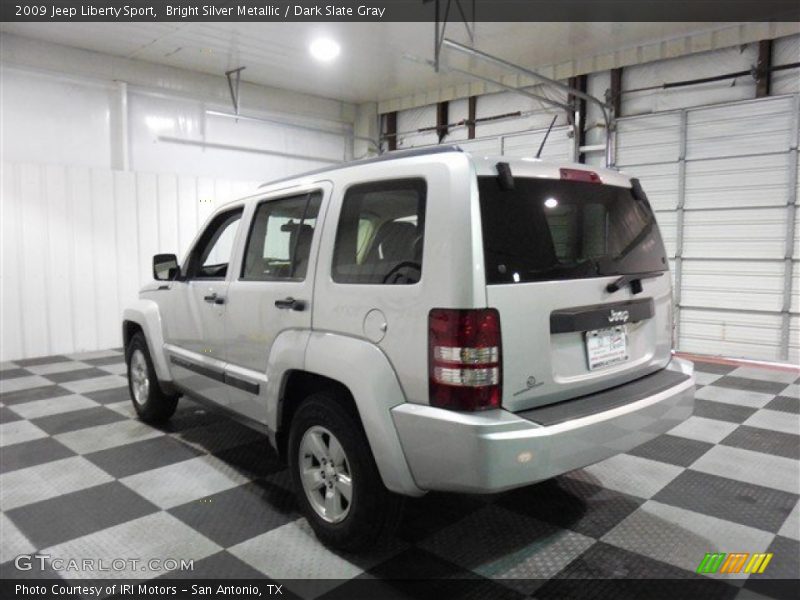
[607,271,664,294]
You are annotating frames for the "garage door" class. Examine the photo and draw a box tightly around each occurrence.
[616,94,799,363]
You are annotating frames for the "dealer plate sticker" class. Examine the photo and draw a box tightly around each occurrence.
[585,326,629,370]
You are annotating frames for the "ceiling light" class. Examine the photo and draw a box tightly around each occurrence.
[544,198,558,208]
[309,38,340,62]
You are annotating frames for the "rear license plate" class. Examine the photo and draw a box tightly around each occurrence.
[585,326,629,370]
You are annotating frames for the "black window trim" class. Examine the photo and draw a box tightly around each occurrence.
[331,176,428,286]
[238,188,324,283]
[185,206,244,282]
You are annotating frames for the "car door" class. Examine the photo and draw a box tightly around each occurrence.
[223,185,329,423]
[163,206,244,404]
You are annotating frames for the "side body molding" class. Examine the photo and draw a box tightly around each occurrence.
[301,331,425,497]
[122,300,171,382]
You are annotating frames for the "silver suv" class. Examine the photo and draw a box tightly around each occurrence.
[123,147,695,550]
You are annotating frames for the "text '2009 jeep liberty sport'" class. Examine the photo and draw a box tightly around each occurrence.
[123,147,695,550]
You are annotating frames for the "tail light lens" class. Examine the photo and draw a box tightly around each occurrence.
[429,308,502,411]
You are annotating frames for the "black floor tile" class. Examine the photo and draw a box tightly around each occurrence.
[324,548,525,600]
[627,434,714,467]
[765,395,799,414]
[169,480,298,548]
[743,535,800,600]
[398,492,489,544]
[13,355,71,367]
[0,405,23,424]
[654,470,798,533]
[499,477,643,540]
[692,362,738,375]
[542,543,738,600]
[712,376,788,396]
[0,368,32,381]
[152,402,228,434]
[212,438,284,479]
[83,387,131,405]
[44,367,111,384]
[693,398,757,423]
[721,426,800,460]
[156,551,271,580]
[174,418,265,453]
[85,435,204,478]
[0,437,76,473]
[31,406,126,436]
[6,481,159,549]
[0,559,65,581]
[81,355,125,367]
[0,385,71,405]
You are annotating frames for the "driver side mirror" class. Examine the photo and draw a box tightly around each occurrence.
[153,254,179,281]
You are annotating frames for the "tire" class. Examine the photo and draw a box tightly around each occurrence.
[288,392,404,551]
[126,332,179,423]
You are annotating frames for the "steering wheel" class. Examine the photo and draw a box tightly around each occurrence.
[382,261,422,284]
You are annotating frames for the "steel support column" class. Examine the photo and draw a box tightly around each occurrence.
[673,109,689,349]
[779,94,799,360]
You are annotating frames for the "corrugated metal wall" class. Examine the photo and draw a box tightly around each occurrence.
[0,162,258,361]
[616,94,799,363]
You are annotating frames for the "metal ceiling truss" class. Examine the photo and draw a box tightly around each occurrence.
[424,0,476,72]
[225,66,246,116]
[439,39,614,167]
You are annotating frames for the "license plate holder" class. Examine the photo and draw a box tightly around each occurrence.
[585,326,629,370]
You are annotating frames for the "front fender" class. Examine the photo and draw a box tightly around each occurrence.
[301,331,424,497]
[123,300,171,383]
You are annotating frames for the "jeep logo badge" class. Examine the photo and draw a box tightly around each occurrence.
[608,309,630,323]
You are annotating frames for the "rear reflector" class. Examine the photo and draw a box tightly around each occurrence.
[560,168,601,183]
[429,308,502,411]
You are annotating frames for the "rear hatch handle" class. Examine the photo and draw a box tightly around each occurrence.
[607,271,664,294]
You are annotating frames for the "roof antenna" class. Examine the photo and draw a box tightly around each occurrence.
[535,115,558,159]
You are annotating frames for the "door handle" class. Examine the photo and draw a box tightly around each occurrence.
[203,293,226,305]
[274,297,306,311]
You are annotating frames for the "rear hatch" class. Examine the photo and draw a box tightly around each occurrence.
[478,169,673,412]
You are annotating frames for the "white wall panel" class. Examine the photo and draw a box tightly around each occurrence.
[654,212,678,258]
[615,113,682,166]
[772,35,800,96]
[682,208,787,259]
[0,161,258,361]
[679,309,784,361]
[681,260,785,312]
[502,127,573,162]
[457,138,502,156]
[789,316,800,365]
[622,162,680,211]
[684,153,792,209]
[686,96,795,160]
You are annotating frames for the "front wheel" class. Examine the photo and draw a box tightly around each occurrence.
[126,332,178,423]
[288,393,404,551]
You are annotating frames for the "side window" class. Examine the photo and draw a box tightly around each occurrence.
[241,192,322,281]
[332,179,426,285]
[189,209,242,279]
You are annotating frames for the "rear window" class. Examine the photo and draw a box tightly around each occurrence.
[478,176,668,285]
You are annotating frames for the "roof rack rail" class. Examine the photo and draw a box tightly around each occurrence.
[259,145,464,188]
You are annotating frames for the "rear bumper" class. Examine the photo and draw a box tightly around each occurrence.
[391,358,695,493]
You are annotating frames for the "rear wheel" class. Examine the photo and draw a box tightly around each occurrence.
[126,332,178,423]
[288,393,404,551]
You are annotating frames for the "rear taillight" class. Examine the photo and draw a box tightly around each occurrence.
[429,308,502,411]
[560,168,601,183]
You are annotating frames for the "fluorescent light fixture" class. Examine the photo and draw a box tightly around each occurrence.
[309,38,340,62]
[544,197,558,208]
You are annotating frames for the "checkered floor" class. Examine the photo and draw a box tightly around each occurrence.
[0,351,798,598]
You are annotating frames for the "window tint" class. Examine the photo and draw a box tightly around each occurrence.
[478,177,668,285]
[241,192,322,281]
[190,209,242,279]
[332,179,426,285]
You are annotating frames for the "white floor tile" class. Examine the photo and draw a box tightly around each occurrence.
[61,375,127,394]
[25,362,92,376]
[54,419,162,454]
[66,350,124,361]
[691,445,799,494]
[0,456,113,511]
[565,454,683,499]
[743,409,800,436]
[695,386,773,409]
[0,513,36,564]
[0,376,53,394]
[668,416,738,444]
[0,420,48,448]
[728,367,798,385]
[779,384,799,399]
[8,394,99,420]
[120,455,249,509]
[777,501,799,541]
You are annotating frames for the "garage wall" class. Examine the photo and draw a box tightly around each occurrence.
[615,94,799,363]
[0,35,359,361]
[0,162,258,361]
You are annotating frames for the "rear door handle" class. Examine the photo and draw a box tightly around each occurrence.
[274,297,306,311]
[203,293,225,305]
